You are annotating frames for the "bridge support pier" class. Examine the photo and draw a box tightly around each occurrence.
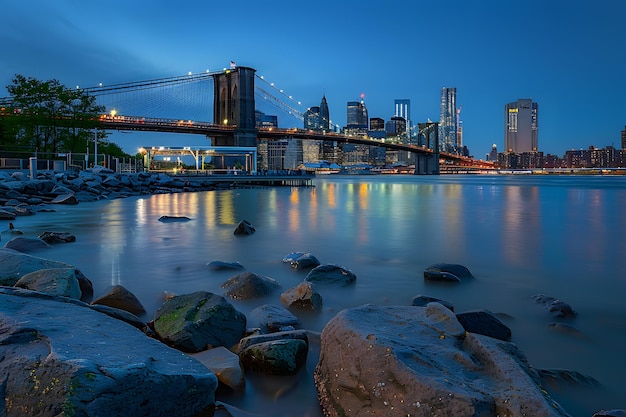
[414,153,440,175]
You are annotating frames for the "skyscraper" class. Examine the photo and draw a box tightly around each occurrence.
[504,99,538,153]
[439,87,457,152]
[621,126,626,149]
[319,95,330,132]
[394,99,411,138]
[346,95,368,133]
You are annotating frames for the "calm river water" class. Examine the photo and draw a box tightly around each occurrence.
[10,174,626,416]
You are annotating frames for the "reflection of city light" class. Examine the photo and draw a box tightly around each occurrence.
[359,183,368,211]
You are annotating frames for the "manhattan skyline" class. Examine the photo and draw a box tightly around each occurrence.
[2,0,625,157]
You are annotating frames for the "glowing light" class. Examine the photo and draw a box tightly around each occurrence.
[110,109,117,117]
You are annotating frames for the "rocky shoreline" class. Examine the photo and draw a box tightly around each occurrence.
[1,169,624,417]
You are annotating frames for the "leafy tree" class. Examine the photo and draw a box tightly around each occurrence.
[1,75,109,156]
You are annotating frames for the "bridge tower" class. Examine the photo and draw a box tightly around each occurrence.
[212,66,257,147]
[415,122,440,175]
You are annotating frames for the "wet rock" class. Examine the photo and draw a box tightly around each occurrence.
[158,215,192,222]
[593,410,626,417]
[456,309,512,341]
[51,193,79,204]
[280,282,323,310]
[207,260,245,271]
[315,303,570,417]
[3,236,51,253]
[153,291,247,352]
[239,339,308,375]
[424,263,474,283]
[14,267,89,301]
[221,271,280,300]
[0,287,218,417]
[532,294,578,318]
[38,231,77,244]
[91,284,147,317]
[547,322,589,339]
[304,264,356,286]
[0,209,16,220]
[249,304,301,334]
[192,346,245,391]
[411,294,455,311]
[236,329,309,353]
[282,252,321,270]
[0,248,76,286]
[233,219,255,235]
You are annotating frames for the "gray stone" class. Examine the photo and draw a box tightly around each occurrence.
[38,231,77,244]
[0,287,218,417]
[236,329,309,353]
[3,236,51,253]
[304,264,356,286]
[15,267,83,300]
[221,271,280,300]
[158,215,192,222]
[456,309,512,341]
[282,252,321,269]
[207,260,245,271]
[411,294,455,311]
[532,294,578,318]
[424,263,475,283]
[249,304,301,334]
[240,339,308,375]
[315,303,570,417]
[0,248,75,286]
[153,291,247,352]
[51,193,79,205]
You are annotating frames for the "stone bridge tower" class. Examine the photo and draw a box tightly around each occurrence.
[212,66,257,147]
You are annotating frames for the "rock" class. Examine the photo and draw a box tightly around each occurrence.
[304,264,356,286]
[233,220,255,235]
[456,309,512,341]
[280,282,323,310]
[38,231,77,244]
[192,346,245,391]
[593,410,626,417]
[424,263,474,283]
[239,339,308,375]
[0,248,76,286]
[532,294,578,318]
[547,322,589,339]
[0,287,218,417]
[91,285,147,317]
[0,209,16,220]
[315,303,570,417]
[89,304,147,330]
[221,271,281,300]
[14,267,87,301]
[158,215,192,222]
[236,329,309,353]
[207,260,245,271]
[411,294,455,311]
[537,368,602,388]
[3,236,51,253]
[282,252,321,269]
[249,304,301,334]
[153,291,247,352]
[51,193,79,204]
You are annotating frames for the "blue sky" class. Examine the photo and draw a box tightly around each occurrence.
[2,0,625,157]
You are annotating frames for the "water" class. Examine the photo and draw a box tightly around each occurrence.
[7,174,626,416]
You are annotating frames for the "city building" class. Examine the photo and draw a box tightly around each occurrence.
[385,117,406,139]
[346,95,368,134]
[319,95,330,132]
[504,99,538,153]
[304,106,321,131]
[621,126,626,149]
[439,87,457,152]
[394,99,411,139]
[487,144,498,162]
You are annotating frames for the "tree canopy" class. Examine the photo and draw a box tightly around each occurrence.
[0,75,129,158]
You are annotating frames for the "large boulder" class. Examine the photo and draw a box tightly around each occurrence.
[280,282,323,310]
[153,291,247,352]
[531,294,578,318]
[0,287,218,417]
[248,304,300,334]
[0,248,75,286]
[3,236,52,253]
[14,267,92,302]
[424,263,475,283]
[282,252,321,270]
[315,303,570,417]
[233,220,255,235]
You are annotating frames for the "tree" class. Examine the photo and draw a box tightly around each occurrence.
[1,75,107,156]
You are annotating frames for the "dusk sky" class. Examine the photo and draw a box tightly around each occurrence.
[2,0,625,157]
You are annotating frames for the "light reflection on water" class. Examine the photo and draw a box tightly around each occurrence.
[12,174,626,416]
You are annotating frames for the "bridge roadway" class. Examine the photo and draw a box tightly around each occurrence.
[100,115,492,168]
